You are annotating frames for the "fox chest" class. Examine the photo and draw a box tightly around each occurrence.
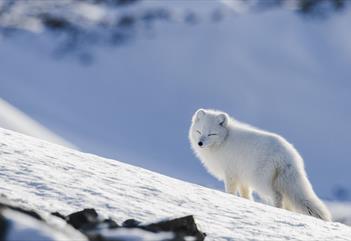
[199,150,252,180]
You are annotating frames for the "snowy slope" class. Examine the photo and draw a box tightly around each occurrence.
[0,128,351,241]
[1,3,351,201]
[0,98,74,149]
[327,202,351,226]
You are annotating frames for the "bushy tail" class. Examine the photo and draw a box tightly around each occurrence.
[279,172,331,221]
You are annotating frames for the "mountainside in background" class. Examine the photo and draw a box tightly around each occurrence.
[0,127,351,240]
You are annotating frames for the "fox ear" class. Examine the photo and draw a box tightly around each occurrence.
[193,109,206,122]
[217,113,228,126]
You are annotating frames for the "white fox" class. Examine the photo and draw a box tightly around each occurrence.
[189,108,331,221]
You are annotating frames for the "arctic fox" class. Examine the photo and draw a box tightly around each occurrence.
[189,108,331,221]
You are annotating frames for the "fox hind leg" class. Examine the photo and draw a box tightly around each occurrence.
[272,167,284,208]
[273,191,283,208]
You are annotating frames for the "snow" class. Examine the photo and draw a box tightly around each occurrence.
[0,98,75,149]
[99,228,174,241]
[0,128,351,241]
[327,202,351,226]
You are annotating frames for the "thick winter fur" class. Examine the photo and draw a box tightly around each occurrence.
[189,108,331,221]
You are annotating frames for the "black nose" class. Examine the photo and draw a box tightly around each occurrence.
[198,141,203,147]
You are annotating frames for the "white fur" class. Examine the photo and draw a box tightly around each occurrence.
[189,108,331,221]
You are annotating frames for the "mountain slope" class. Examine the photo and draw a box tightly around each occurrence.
[0,128,351,240]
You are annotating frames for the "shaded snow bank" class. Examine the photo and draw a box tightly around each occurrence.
[0,127,350,240]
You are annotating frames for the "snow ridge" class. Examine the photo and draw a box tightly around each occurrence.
[0,128,351,241]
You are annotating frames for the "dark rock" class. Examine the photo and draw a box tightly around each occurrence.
[67,208,99,230]
[0,212,8,241]
[66,208,120,235]
[0,201,85,241]
[0,200,206,241]
[63,209,205,241]
[102,218,119,229]
[122,219,141,228]
[141,215,206,241]
[51,211,67,220]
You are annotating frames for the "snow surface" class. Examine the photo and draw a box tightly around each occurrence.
[1,2,351,201]
[99,228,174,241]
[327,202,351,226]
[0,98,75,149]
[0,128,351,241]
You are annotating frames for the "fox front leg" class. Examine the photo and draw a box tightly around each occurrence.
[239,185,253,200]
[224,176,238,195]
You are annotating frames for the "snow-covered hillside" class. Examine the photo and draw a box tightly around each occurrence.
[0,128,351,241]
[0,98,74,149]
[1,1,351,201]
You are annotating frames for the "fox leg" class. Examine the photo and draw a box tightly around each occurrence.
[239,185,253,200]
[282,198,294,211]
[272,168,283,208]
[273,191,283,208]
[224,177,238,195]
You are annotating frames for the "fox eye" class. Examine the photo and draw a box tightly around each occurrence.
[196,130,201,135]
[208,133,218,136]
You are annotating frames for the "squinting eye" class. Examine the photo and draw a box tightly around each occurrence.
[208,133,217,136]
[196,130,201,135]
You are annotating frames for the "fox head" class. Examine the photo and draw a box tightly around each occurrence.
[189,109,229,149]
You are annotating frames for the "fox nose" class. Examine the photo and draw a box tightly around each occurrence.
[198,141,203,147]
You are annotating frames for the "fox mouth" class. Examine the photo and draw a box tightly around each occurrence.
[197,141,213,149]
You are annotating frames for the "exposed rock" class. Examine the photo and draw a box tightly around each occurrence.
[0,200,87,241]
[51,211,67,220]
[0,196,205,241]
[140,215,206,241]
[122,218,141,228]
[64,209,205,241]
[67,208,99,229]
